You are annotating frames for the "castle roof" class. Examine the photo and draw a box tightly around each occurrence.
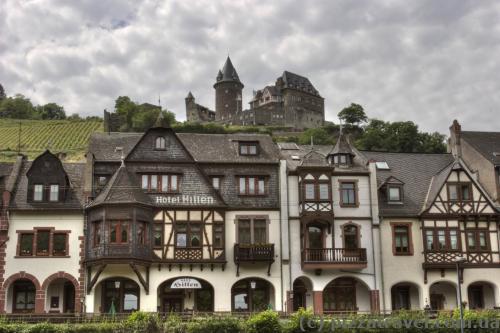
[216,57,242,85]
[280,71,320,97]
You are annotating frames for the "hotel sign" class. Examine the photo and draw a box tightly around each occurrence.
[154,195,215,205]
[171,278,202,289]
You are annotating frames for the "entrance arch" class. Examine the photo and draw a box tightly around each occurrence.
[42,272,80,313]
[323,277,371,313]
[231,277,274,312]
[292,277,313,311]
[391,282,420,310]
[98,277,140,313]
[429,281,457,310]
[158,277,214,313]
[467,281,496,309]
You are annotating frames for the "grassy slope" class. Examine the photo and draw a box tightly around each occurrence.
[0,119,103,162]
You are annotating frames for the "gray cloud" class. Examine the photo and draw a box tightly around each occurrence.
[1,0,499,133]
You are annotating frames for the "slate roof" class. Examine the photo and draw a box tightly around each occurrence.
[362,151,454,217]
[329,132,354,156]
[88,163,151,208]
[216,57,242,84]
[88,132,280,164]
[10,160,85,210]
[462,131,500,165]
[279,144,368,173]
[281,71,320,97]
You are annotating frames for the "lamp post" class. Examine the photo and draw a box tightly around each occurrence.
[455,257,467,333]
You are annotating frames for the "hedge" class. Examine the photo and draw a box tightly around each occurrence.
[1,309,500,333]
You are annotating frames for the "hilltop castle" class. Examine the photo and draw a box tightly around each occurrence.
[186,57,325,129]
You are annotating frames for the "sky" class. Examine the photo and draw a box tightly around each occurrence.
[1,0,499,134]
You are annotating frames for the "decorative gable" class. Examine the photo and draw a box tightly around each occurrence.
[26,150,69,203]
[126,128,193,162]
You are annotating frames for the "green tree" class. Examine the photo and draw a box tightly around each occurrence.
[419,132,447,153]
[338,103,368,126]
[35,102,66,119]
[0,83,5,100]
[67,113,82,121]
[0,94,35,119]
[298,128,334,145]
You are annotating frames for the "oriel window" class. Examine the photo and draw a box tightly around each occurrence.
[110,221,129,244]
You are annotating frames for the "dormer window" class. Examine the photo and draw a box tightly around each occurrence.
[33,184,43,201]
[49,184,59,202]
[239,142,259,156]
[388,185,403,202]
[155,136,166,150]
[331,154,351,167]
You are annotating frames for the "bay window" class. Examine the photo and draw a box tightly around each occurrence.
[302,181,330,201]
[110,221,129,244]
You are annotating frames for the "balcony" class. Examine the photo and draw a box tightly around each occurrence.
[86,244,152,265]
[423,251,500,269]
[301,248,367,270]
[234,243,275,276]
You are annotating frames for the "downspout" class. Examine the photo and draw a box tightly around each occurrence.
[278,162,284,312]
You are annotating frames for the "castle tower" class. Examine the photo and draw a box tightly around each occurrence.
[185,91,197,122]
[213,57,244,124]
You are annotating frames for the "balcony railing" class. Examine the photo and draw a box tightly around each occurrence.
[86,243,151,263]
[423,251,500,268]
[301,248,367,270]
[234,243,275,276]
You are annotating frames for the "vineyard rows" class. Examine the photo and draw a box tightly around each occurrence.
[0,119,103,157]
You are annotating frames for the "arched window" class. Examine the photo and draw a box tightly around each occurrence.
[101,278,139,313]
[155,137,166,150]
[343,224,359,249]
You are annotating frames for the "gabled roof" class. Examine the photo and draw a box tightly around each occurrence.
[88,163,151,208]
[216,57,242,85]
[299,150,329,168]
[329,132,354,156]
[378,176,405,189]
[362,151,453,216]
[280,71,320,97]
[462,131,500,165]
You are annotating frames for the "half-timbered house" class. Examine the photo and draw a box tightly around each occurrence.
[83,123,283,313]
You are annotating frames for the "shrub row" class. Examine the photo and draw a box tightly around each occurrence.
[2,309,500,333]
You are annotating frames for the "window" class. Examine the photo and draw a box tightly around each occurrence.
[332,154,350,166]
[141,174,180,193]
[33,184,43,201]
[53,233,67,256]
[13,280,36,312]
[211,176,221,190]
[237,217,268,244]
[153,223,163,248]
[102,278,139,313]
[93,222,101,247]
[448,183,472,201]
[97,176,108,187]
[110,221,129,244]
[391,223,413,255]
[49,184,59,202]
[137,222,147,245]
[155,136,166,150]
[36,230,50,256]
[213,223,224,248]
[343,224,359,249]
[388,186,402,202]
[238,176,266,195]
[340,181,357,206]
[175,222,202,248]
[466,230,489,251]
[239,142,258,156]
[303,181,330,201]
[425,228,460,251]
[19,233,34,256]
[17,229,69,257]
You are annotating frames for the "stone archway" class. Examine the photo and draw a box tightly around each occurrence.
[1,272,42,313]
[41,272,81,313]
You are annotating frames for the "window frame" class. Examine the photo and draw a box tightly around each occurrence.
[237,176,267,196]
[302,180,331,202]
[155,136,166,150]
[174,221,203,248]
[210,176,222,191]
[447,182,473,202]
[238,142,259,156]
[16,228,70,258]
[141,174,181,193]
[390,222,413,255]
[109,221,130,244]
[339,180,358,207]
[49,184,59,202]
[466,229,490,252]
[387,185,403,203]
[423,227,461,252]
[137,221,148,246]
[153,223,164,249]
[33,184,44,202]
[341,223,360,250]
[236,216,269,245]
[93,221,102,248]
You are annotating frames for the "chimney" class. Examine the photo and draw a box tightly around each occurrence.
[449,119,462,157]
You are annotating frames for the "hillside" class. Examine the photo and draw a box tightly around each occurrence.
[0,119,103,162]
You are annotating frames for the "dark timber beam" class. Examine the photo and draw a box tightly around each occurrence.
[130,263,149,294]
[87,264,106,294]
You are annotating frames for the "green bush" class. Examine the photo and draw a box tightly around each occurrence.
[284,308,320,333]
[186,316,243,333]
[163,313,187,333]
[246,310,282,333]
[125,311,161,332]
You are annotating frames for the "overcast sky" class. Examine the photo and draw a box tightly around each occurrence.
[1,0,499,133]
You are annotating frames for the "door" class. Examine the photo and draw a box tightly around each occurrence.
[63,282,75,313]
[468,286,484,309]
[392,286,410,310]
[163,297,183,313]
[307,226,324,261]
[293,280,307,311]
[430,294,444,310]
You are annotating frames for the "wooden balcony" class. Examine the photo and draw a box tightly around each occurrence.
[86,244,152,265]
[301,248,367,270]
[234,243,275,276]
